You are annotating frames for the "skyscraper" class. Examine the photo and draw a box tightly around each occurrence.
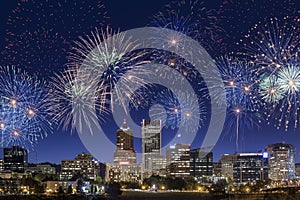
[116,119,134,151]
[3,146,28,173]
[266,143,295,180]
[107,120,141,183]
[142,119,162,176]
[114,120,136,164]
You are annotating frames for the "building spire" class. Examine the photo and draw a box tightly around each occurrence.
[122,118,127,129]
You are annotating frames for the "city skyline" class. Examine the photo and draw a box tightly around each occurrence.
[0,0,299,166]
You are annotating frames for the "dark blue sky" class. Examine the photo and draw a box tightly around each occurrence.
[0,0,299,164]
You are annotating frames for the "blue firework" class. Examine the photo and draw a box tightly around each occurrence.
[212,57,262,151]
[0,66,52,150]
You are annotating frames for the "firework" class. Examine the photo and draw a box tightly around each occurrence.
[1,28,69,77]
[237,16,299,74]
[218,0,298,54]
[6,0,108,41]
[149,89,207,134]
[277,65,300,94]
[153,0,220,41]
[214,57,261,111]
[68,28,150,113]
[2,0,109,76]
[151,0,223,62]
[264,64,300,130]
[259,74,284,103]
[212,57,261,152]
[0,66,52,149]
[47,67,106,133]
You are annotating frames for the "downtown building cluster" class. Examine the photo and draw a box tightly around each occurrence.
[0,120,298,194]
[105,119,299,186]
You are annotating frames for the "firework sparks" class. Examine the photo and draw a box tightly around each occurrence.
[212,57,262,151]
[68,28,150,113]
[259,74,284,103]
[238,16,299,74]
[47,67,107,133]
[0,66,52,149]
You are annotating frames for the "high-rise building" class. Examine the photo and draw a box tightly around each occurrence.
[3,146,28,173]
[233,153,268,184]
[166,144,190,178]
[106,119,141,183]
[190,149,213,178]
[142,120,162,176]
[114,120,136,164]
[116,119,134,151]
[266,143,295,180]
[60,152,101,181]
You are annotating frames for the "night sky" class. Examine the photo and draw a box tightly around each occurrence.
[0,0,299,164]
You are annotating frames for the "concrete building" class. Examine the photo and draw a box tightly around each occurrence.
[106,119,142,183]
[221,154,237,180]
[60,152,101,181]
[266,143,295,180]
[166,144,190,178]
[295,163,300,177]
[233,153,268,184]
[25,164,56,174]
[106,163,141,183]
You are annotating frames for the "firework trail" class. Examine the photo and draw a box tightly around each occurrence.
[213,57,261,152]
[0,66,52,150]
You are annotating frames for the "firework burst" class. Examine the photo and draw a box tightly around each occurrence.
[259,74,284,103]
[68,28,150,113]
[212,57,262,152]
[47,67,106,133]
[263,64,300,130]
[0,66,52,149]
[237,16,300,74]
[150,89,207,134]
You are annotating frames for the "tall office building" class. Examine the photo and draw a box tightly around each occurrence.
[190,149,213,178]
[266,143,295,180]
[114,120,136,164]
[142,120,162,177]
[233,153,268,184]
[4,146,28,173]
[107,120,141,183]
[166,144,190,178]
